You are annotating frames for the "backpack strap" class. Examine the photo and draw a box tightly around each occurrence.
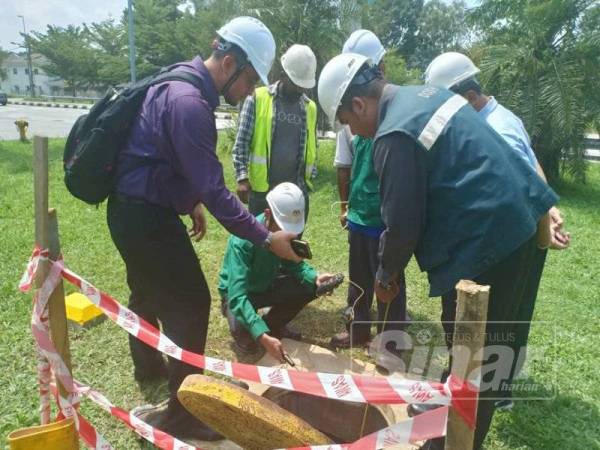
[150,70,205,94]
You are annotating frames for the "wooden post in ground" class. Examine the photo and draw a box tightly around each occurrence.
[445,280,489,450]
[33,136,73,401]
[48,208,73,399]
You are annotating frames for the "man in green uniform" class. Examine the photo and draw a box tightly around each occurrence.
[219,182,336,361]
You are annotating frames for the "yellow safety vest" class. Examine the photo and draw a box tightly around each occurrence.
[248,86,317,192]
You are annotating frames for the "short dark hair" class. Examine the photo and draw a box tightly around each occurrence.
[211,38,248,66]
[451,77,482,96]
[339,64,384,112]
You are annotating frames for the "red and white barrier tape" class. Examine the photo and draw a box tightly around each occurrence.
[19,247,478,449]
[292,406,448,450]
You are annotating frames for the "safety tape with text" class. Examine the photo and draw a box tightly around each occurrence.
[19,247,477,445]
[23,256,450,450]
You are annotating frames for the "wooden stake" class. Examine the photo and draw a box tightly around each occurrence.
[33,136,48,252]
[445,280,489,450]
[48,209,73,399]
[33,136,73,400]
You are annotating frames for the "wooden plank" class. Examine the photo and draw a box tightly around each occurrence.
[445,280,489,450]
[178,374,333,450]
[47,209,73,399]
[33,136,73,405]
[33,136,48,253]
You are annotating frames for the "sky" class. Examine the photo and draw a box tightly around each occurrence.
[0,0,127,51]
[0,0,478,53]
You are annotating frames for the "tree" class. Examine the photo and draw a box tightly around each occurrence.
[30,25,99,96]
[0,47,8,81]
[410,0,471,70]
[360,0,424,61]
[85,18,129,88]
[470,0,600,182]
[384,50,422,85]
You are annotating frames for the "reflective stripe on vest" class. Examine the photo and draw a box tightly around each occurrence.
[418,95,468,150]
[249,87,317,192]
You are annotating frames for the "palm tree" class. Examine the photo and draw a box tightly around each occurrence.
[470,0,600,182]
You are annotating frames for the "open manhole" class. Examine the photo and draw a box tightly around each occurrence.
[262,387,390,443]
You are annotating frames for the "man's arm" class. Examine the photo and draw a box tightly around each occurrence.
[225,240,270,340]
[166,94,267,245]
[282,259,318,289]
[373,132,427,291]
[334,127,353,224]
[337,168,351,225]
[232,94,255,183]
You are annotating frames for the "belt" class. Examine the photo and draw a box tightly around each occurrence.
[113,193,151,205]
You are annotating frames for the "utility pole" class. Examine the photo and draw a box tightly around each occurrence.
[18,15,36,96]
[127,0,137,83]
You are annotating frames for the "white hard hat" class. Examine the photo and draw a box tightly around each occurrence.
[217,16,276,86]
[281,44,317,89]
[318,52,371,126]
[342,29,386,65]
[424,52,480,89]
[266,182,305,235]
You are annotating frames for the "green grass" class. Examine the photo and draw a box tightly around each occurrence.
[0,138,599,449]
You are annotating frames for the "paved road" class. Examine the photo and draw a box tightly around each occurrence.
[0,104,86,140]
[0,104,234,140]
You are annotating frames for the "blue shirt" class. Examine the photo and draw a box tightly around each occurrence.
[116,56,268,245]
[478,97,538,169]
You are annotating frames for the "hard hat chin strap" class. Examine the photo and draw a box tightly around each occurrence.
[222,62,247,96]
[217,39,250,97]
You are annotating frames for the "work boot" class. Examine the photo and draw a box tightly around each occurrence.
[407,403,443,417]
[270,324,302,341]
[132,400,223,442]
[329,330,371,349]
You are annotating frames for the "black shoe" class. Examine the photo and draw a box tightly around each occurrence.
[271,324,302,341]
[227,378,250,390]
[417,440,444,450]
[329,330,371,349]
[132,400,223,442]
[165,418,223,443]
[495,399,514,411]
[232,338,260,355]
[407,403,443,417]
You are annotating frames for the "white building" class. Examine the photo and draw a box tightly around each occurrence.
[0,52,66,96]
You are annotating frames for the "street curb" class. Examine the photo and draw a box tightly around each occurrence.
[7,100,90,110]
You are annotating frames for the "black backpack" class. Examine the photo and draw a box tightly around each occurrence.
[63,69,204,204]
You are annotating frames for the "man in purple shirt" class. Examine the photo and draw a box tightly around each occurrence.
[107,17,300,444]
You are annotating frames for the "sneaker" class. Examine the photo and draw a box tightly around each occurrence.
[329,330,371,349]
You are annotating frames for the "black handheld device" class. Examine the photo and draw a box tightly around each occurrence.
[316,273,345,297]
[291,239,312,259]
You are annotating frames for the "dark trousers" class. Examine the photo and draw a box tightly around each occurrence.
[223,274,317,344]
[430,236,542,450]
[107,196,210,423]
[346,230,407,337]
